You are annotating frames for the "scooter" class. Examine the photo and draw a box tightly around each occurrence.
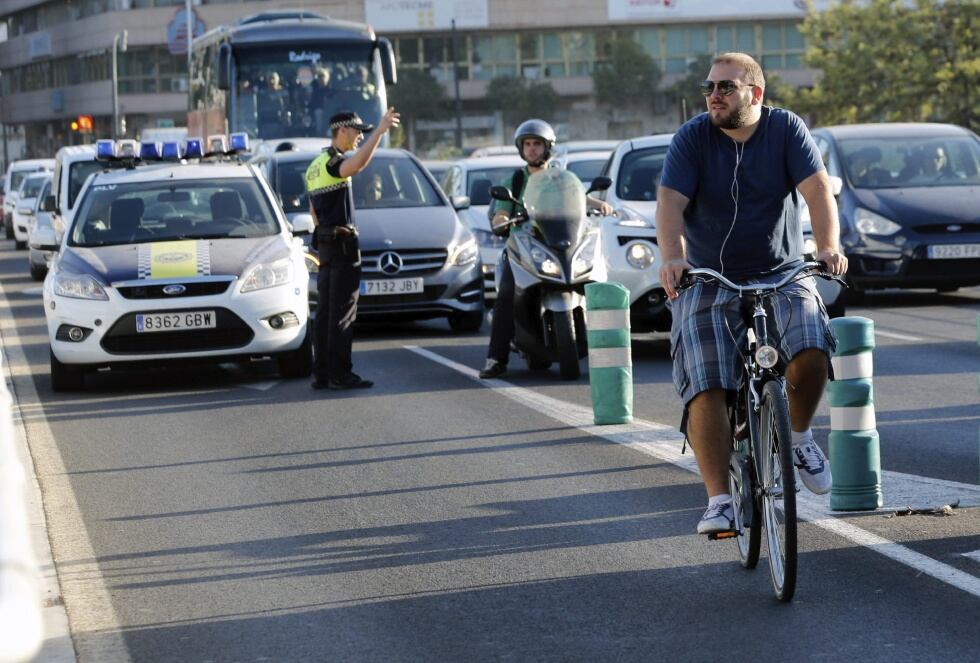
[490,169,611,380]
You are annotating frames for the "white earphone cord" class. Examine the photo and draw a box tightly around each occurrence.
[718,138,744,275]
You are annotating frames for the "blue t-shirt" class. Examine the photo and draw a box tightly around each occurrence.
[660,106,823,279]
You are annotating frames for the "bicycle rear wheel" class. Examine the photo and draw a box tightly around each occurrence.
[759,379,797,601]
[729,451,760,569]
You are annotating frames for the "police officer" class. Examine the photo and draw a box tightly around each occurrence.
[305,108,400,390]
[479,119,612,379]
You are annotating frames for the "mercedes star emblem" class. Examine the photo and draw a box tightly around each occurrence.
[378,251,403,275]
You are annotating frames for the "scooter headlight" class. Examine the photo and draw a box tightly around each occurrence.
[755,345,780,369]
[571,232,599,278]
[530,246,562,277]
[625,241,655,269]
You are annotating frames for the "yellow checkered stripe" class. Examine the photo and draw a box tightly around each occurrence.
[137,241,209,279]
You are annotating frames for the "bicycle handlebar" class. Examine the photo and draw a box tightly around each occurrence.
[679,261,832,295]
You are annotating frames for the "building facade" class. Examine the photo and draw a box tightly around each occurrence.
[0,0,827,162]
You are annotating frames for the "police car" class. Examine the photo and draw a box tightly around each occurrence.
[41,136,314,391]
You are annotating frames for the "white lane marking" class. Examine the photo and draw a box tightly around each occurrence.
[875,329,924,342]
[238,381,279,392]
[965,550,980,564]
[0,281,131,662]
[406,344,980,599]
[21,286,44,297]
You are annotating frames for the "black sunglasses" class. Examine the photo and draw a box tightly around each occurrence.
[699,79,755,97]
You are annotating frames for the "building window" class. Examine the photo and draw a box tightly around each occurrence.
[119,46,186,93]
[664,25,709,73]
[472,34,516,80]
[761,22,806,69]
[715,24,756,55]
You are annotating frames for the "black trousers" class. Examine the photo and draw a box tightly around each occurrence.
[487,251,515,363]
[313,242,361,382]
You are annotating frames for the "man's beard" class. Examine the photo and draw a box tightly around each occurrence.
[710,95,752,129]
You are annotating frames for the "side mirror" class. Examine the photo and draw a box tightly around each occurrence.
[828,175,843,197]
[41,195,56,212]
[490,185,514,202]
[587,176,612,194]
[450,195,470,211]
[289,213,315,235]
[217,43,232,91]
[377,38,397,85]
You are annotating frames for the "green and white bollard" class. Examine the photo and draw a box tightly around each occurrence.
[827,316,883,510]
[585,282,633,425]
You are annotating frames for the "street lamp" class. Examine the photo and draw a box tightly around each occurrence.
[111,30,128,140]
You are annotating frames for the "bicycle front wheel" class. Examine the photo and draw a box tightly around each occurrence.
[759,379,797,601]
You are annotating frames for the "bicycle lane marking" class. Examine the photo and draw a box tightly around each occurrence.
[0,280,132,662]
[405,344,980,599]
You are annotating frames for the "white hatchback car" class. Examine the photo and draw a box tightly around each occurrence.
[12,171,52,250]
[41,141,313,391]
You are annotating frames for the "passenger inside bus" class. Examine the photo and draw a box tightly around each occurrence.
[256,72,290,139]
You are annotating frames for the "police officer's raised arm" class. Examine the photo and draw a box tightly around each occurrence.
[338,108,401,179]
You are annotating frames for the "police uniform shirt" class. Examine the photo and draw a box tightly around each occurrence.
[305,146,354,242]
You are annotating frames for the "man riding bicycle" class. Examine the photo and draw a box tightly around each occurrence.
[656,53,848,535]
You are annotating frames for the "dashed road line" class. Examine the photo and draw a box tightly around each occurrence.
[406,344,980,599]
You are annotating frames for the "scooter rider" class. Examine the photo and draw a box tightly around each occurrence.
[479,119,613,379]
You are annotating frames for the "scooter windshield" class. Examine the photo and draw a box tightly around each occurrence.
[523,169,587,248]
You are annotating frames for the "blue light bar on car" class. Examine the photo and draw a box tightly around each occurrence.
[117,140,139,159]
[185,137,204,159]
[207,134,228,155]
[229,132,249,153]
[161,141,183,160]
[140,141,162,161]
[96,139,115,161]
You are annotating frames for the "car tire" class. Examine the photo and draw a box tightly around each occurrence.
[526,355,551,371]
[29,262,47,282]
[277,326,313,379]
[14,239,26,250]
[554,310,581,381]
[448,310,484,333]
[50,350,84,392]
[4,215,12,240]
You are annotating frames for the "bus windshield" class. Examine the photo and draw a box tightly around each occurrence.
[234,44,381,140]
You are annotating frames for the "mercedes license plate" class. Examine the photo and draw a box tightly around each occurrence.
[927,244,980,259]
[136,310,216,333]
[360,278,424,296]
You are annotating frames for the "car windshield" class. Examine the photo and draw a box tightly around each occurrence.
[70,178,279,247]
[10,168,40,192]
[617,146,668,201]
[839,135,980,189]
[566,158,607,184]
[353,156,443,209]
[276,159,315,213]
[20,175,47,199]
[465,166,521,206]
[68,160,103,209]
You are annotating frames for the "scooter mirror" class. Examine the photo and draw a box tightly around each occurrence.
[586,176,612,194]
[490,185,515,202]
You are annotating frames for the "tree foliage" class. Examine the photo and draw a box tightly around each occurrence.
[592,39,662,108]
[669,54,715,123]
[485,76,561,126]
[788,0,979,131]
[388,68,449,121]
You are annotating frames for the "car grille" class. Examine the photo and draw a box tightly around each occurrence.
[116,280,233,299]
[101,307,253,354]
[912,223,980,235]
[359,285,447,306]
[906,258,980,278]
[362,248,448,275]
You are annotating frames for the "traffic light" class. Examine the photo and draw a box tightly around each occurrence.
[70,119,80,132]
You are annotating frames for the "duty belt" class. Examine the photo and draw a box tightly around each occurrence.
[327,225,358,238]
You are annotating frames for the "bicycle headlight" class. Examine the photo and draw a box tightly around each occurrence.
[449,237,479,266]
[53,273,109,300]
[625,241,655,269]
[241,257,293,292]
[572,232,599,278]
[854,207,901,236]
[755,345,780,369]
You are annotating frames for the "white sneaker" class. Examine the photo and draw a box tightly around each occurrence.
[697,501,735,535]
[794,441,832,495]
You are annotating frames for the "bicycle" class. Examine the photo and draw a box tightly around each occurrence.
[678,260,843,602]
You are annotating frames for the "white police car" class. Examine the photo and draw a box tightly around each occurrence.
[41,136,314,391]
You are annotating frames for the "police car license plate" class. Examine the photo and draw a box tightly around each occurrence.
[136,310,217,333]
[927,244,980,259]
[360,278,423,296]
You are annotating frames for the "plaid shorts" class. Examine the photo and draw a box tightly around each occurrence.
[668,274,837,406]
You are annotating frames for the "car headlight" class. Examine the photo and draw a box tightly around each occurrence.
[625,241,655,269]
[240,257,294,292]
[53,273,109,300]
[802,236,818,256]
[572,231,599,277]
[854,207,901,236]
[449,237,479,266]
[616,206,652,228]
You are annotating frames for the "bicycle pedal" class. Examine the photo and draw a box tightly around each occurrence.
[708,530,739,540]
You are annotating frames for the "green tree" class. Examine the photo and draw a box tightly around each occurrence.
[791,0,979,131]
[388,69,449,150]
[485,76,561,126]
[592,38,662,108]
